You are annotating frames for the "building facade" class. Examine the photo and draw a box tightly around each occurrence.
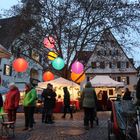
[85,30,138,91]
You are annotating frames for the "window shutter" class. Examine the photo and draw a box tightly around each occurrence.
[3,64,6,75]
[117,77,121,82]
[87,76,90,82]
[10,66,12,76]
[126,62,129,68]
[109,62,112,68]
[97,51,100,56]
[117,61,120,68]
[127,76,129,85]
[91,62,96,68]
[100,62,105,69]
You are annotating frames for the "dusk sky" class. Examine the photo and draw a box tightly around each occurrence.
[0,0,140,66]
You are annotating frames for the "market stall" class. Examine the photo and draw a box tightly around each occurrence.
[90,75,124,98]
[88,75,124,111]
[37,77,80,112]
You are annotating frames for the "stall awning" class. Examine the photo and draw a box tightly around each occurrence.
[38,77,80,89]
[90,75,124,87]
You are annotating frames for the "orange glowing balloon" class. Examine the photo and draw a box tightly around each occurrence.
[71,72,85,83]
[13,58,28,72]
[43,71,54,81]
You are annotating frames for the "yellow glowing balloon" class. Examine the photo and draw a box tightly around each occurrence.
[71,72,85,83]
[48,52,58,60]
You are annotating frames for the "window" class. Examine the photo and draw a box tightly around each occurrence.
[100,62,105,69]
[109,89,113,95]
[121,76,129,85]
[120,62,126,69]
[3,64,12,76]
[91,62,96,68]
[31,50,41,62]
[97,51,100,56]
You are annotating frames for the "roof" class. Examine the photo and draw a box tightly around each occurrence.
[90,75,124,87]
[0,44,11,58]
[78,51,93,65]
[38,77,80,89]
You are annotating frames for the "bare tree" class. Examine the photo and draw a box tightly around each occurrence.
[5,0,140,80]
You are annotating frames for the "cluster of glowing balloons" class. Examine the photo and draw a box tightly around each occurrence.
[13,58,28,72]
[43,36,65,71]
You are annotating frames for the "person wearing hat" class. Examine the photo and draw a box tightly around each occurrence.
[41,83,56,124]
[4,83,20,122]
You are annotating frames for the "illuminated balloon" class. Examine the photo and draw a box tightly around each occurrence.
[52,57,65,70]
[48,52,58,60]
[43,36,55,49]
[71,61,84,74]
[71,72,85,83]
[43,71,54,81]
[13,58,28,72]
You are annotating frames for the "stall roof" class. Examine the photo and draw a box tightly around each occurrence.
[38,77,80,89]
[90,75,124,87]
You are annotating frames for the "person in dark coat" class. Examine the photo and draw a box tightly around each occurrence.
[123,88,132,100]
[136,78,140,105]
[62,87,73,119]
[41,83,56,124]
[0,94,3,110]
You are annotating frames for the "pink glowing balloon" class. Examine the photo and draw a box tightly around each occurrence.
[43,36,55,49]
[71,61,84,74]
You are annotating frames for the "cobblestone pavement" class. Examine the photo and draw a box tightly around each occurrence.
[0,111,111,140]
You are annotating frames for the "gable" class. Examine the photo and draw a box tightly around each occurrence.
[86,29,137,74]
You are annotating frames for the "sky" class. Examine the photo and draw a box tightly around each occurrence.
[0,0,140,66]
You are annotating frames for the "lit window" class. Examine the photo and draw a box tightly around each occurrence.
[3,64,12,76]
[31,50,40,62]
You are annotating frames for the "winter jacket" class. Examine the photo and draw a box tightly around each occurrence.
[64,90,70,106]
[0,94,3,108]
[41,88,56,108]
[4,87,20,110]
[82,88,97,108]
[123,91,132,100]
[23,88,37,107]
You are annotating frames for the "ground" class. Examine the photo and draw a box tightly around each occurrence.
[0,111,111,140]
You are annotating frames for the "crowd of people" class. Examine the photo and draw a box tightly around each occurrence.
[0,78,139,132]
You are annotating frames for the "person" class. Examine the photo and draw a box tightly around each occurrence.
[41,83,56,124]
[62,87,73,119]
[102,91,108,111]
[23,83,37,131]
[123,88,132,100]
[136,78,140,105]
[81,82,98,130]
[0,94,3,113]
[4,83,20,122]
